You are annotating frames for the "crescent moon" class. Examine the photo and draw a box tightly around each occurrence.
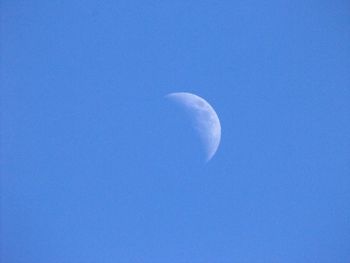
[165,92,221,161]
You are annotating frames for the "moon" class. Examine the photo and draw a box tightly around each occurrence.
[165,92,221,161]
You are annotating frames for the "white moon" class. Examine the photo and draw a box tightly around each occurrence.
[166,92,221,161]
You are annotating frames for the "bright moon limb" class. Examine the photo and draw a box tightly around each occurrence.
[165,92,221,161]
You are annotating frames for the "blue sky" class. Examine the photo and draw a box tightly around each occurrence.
[1,0,350,262]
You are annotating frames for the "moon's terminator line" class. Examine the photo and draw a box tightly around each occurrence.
[166,92,221,161]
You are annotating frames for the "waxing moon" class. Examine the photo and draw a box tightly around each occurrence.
[166,92,221,161]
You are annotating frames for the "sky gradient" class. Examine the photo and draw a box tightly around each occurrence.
[1,0,350,262]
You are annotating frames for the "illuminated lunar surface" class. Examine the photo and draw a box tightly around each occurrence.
[166,92,221,161]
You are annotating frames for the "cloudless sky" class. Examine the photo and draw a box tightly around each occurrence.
[1,0,350,262]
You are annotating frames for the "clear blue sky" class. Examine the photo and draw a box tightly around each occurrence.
[1,0,350,262]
